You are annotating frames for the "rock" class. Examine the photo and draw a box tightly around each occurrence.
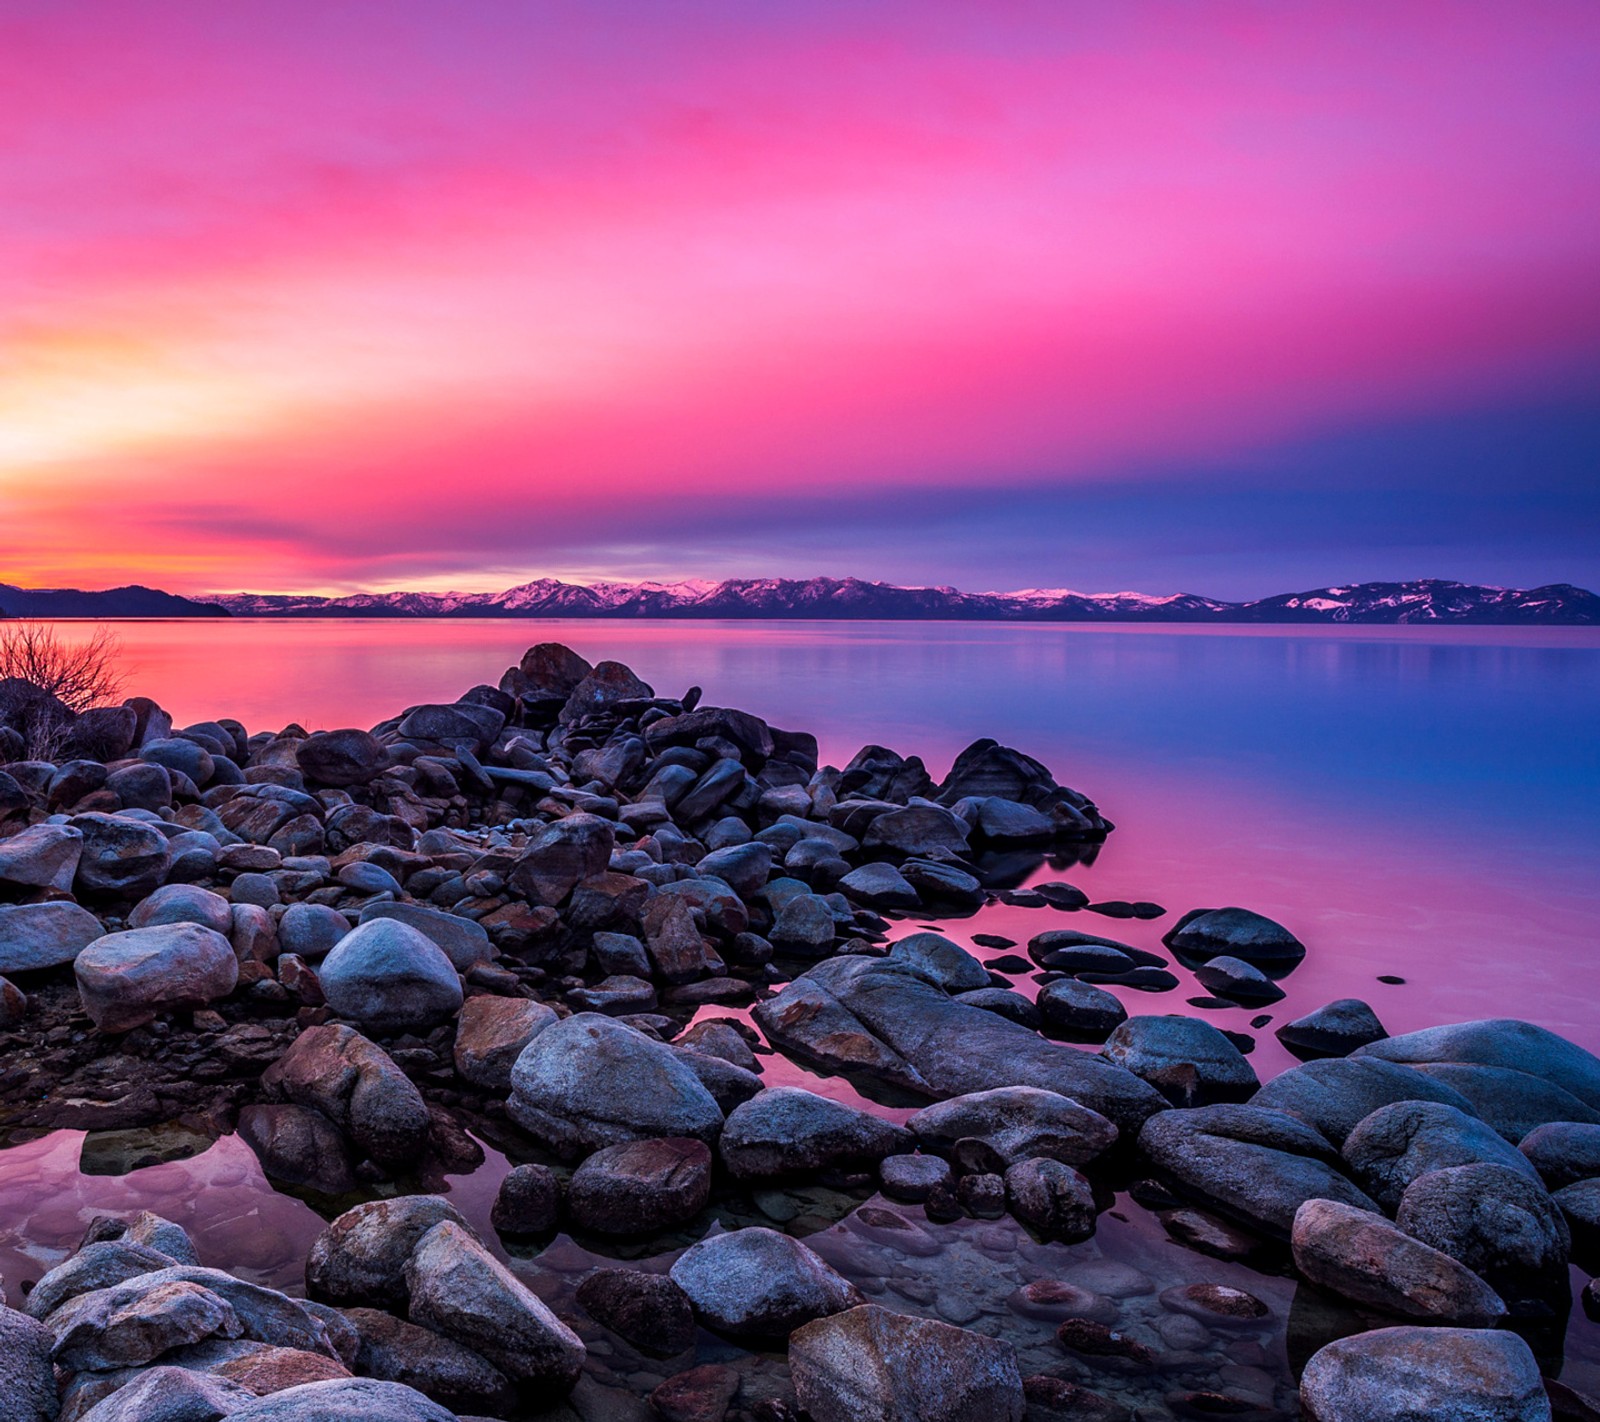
[106,761,172,811]
[318,918,463,1032]
[451,996,556,1090]
[568,974,658,1014]
[675,1020,761,1072]
[0,1303,56,1422]
[490,1164,561,1236]
[237,1104,358,1195]
[591,930,650,978]
[307,1197,475,1310]
[1521,1122,1600,1190]
[1021,1377,1131,1422]
[567,1137,712,1235]
[509,814,615,906]
[559,660,653,723]
[1395,1163,1570,1286]
[296,730,388,787]
[1164,907,1305,968]
[720,1088,912,1180]
[404,1221,585,1390]
[263,1023,430,1166]
[1101,1015,1260,1106]
[0,822,83,891]
[642,894,719,984]
[838,863,919,910]
[647,1363,737,1422]
[972,796,1056,842]
[207,1344,352,1394]
[223,1378,458,1421]
[398,702,505,749]
[1194,956,1285,1004]
[279,903,350,959]
[695,842,772,897]
[24,1239,178,1320]
[790,1303,1024,1422]
[359,902,492,972]
[0,974,22,1026]
[1299,1326,1548,1422]
[901,858,984,907]
[0,900,105,973]
[753,956,1164,1136]
[345,1307,514,1415]
[880,1153,953,1202]
[74,1365,254,1422]
[669,1227,861,1338]
[71,811,170,898]
[1036,979,1128,1041]
[934,739,1064,809]
[1358,1019,1600,1113]
[1159,1282,1269,1327]
[768,891,837,954]
[511,643,593,700]
[507,1013,724,1157]
[1292,1198,1507,1325]
[1250,1056,1479,1147]
[575,1269,696,1356]
[886,932,990,993]
[88,1211,200,1265]
[75,923,238,1032]
[1342,1100,1539,1211]
[908,1086,1117,1168]
[1005,1158,1097,1241]
[1554,1178,1600,1261]
[1402,1063,1600,1143]
[130,883,234,935]
[1139,1104,1379,1239]
[863,805,971,858]
[1277,1000,1388,1059]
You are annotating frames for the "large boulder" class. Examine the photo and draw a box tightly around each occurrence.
[669,1227,861,1338]
[566,1137,713,1235]
[1291,1198,1506,1326]
[71,812,170,898]
[1250,1056,1478,1148]
[1277,999,1388,1059]
[404,1221,585,1390]
[1520,1122,1600,1190]
[1163,906,1305,968]
[1100,1015,1259,1106]
[317,918,463,1033]
[0,900,105,974]
[720,1088,912,1180]
[1139,1104,1378,1239]
[1299,1326,1548,1422]
[396,702,505,750]
[306,1196,476,1310]
[238,1104,359,1196]
[358,901,493,972]
[559,661,654,723]
[295,730,388,788]
[0,1303,56,1422]
[752,956,1165,1136]
[1358,1019,1600,1112]
[73,1365,255,1422]
[1341,1100,1538,1211]
[344,1307,514,1416]
[129,883,233,935]
[74,923,238,1032]
[452,996,558,1090]
[0,822,83,891]
[862,805,971,858]
[24,1238,179,1320]
[225,1378,458,1421]
[886,932,990,993]
[790,1303,1025,1422]
[507,1013,723,1157]
[906,1087,1117,1168]
[1394,1163,1570,1287]
[1004,1158,1098,1242]
[508,814,615,907]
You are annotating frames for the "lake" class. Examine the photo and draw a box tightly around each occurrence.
[4,618,1598,1414]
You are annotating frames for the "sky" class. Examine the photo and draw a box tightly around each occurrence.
[1,0,1597,599]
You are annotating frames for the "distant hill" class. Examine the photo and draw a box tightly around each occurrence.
[211,576,1600,624]
[0,583,230,618]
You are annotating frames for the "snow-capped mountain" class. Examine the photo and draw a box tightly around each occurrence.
[208,577,1600,623]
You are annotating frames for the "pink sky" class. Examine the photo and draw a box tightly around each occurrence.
[2,1,1597,595]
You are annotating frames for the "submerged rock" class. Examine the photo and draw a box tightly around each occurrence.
[1164,907,1305,968]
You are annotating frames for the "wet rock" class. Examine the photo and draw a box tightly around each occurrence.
[886,931,990,993]
[1299,1325,1547,1422]
[1036,978,1128,1041]
[952,986,1040,1028]
[0,822,83,891]
[1277,1000,1388,1060]
[75,923,238,1032]
[262,1023,430,1166]
[1358,1019,1600,1114]
[452,996,557,1090]
[669,1227,861,1338]
[0,1303,57,1422]
[507,1013,723,1157]
[1402,1063,1600,1143]
[567,1137,712,1235]
[676,1019,761,1072]
[71,812,170,898]
[490,1163,561,1236]
[720,1087,912,1180]
[838,862,919,910]
[345,1307,514,1415]
[1165,906,1305,968]
[1342,1100,1538,1211]
[1139,1103,1378,1239]
[307,1196,476,1310]
[1101,1015,1260,1106]
[1250,1055,1479,1147]
[1159,1282,1271,1329]
[211,1344,352,1393]
[237,1104,358,1195]
[1005,1158,1096,1241]
[224,1377,457,1421]
[1195,956,1285,1004]
[1008,1278,1119,1324]
[359,901,493,972]
[0,900,105,973]
[642,893,719,984]
[1395,1162,1571,1286]
[1021,1376,1131,1422]
[958,1172,1007,1217]
[790,1303,1024,1422]
[1055,1318,1155,1365]
[296,730,388,788]
[575,1268,696,1356]
[907,1086,1117,1168]
[317,918,463,1033]
[879,1153,953,1202]
[1292,1198,1507,1325]
[1521,1122,1600,1190]
[404,1220,585,1390]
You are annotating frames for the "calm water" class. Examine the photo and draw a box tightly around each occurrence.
[4,619,1598,1412]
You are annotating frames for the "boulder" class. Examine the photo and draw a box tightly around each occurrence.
[0,822,83,891]
[237,1105,358,1195]
[0,900,105,974]
[75,923,238,1032]
[452,996,557,1090]
[558,659,654,722]
[318,918,463,1032]
[1299,1326,1548,1422]
[24,1238,179,1320]
[1004,1158,1097,1242]
[50,1277,244,1370]
[359,902,493,972]
[907,1087,1117,1168]
[0,1303,56,1422]
[508,814,615,906]
[129,883,234,935]
[74,1365,255,1422]
[838,862,919,910]
[1036,979,1127,1041]
[306,1197,476,1310]
[507,1013,724,1157]
[1163,906,1305,968]
[1291,1198,1507,1325]
[71,812,170,898]
[790,1303,1025,1422]
[886,932,990,993]
[1194,955,1284,1004]
[279,902,350,959]
[1394,1163,1570,1286]
[566,1137,712,1235]
[1250,1056,1479,1147]
[1342,1100,1539,1211]
[1100,1015,1259,1106]
[720,1088,912,1180]
[862,805,971,857]
[1358,1019,1600,1112]
[344,1307,514,1416]
[642,894,719,984]
[296,730,388,788]
[404,1221,585,1390]
[669,1227,861,1338]
[1277,999,1388,1059]
[575,1269,697,1356]
[1521,1122,1600,1190]
[490,1164,561,1237]
[934,739,1062,810]
[397,703,505,749]
[224,1378,458,1421]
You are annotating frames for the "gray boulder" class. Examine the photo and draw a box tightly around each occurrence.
[75,923,238,1032]
[507,1013,723,1157]
[344,1307,513,1415]
[318,918,463,1032]
[226,1378,457,1421]
[0,1303,56,1422]
[838,862,919,910]
[1395,1163,1570,1285]
[279,902,350,959]
[295,730,388,787]
[1101,1015,1259,1106]
[25,1238,179,1320]
[1400,1062,1600,1142]
[1036,978,1128,1041]
[1358,1018,1600,1111]
[75,1365,255,1422]
[508,814,615,906]
[789,1303,1024,1422]
[1164,906,1305,967]
[1250,1055,1478,1147]
[1521,1121,1600,1190]
[306,1196,476,1310]
[130,883,233,935]
[1342,1100,1539,1211]
[359,902,493,972]
[71,812,170,898]
[237,1104,358,1195]
[0,822,83,891]
[1291,1198,1506,1325]
[0,900,105,974]
[886,932,990,993]
[1277,999,1387,1059]
[719,1087,911,1180]
[907,1086,1116,1168]
[670,1226,861,1338]
[1299,1326,1548,1422]
[1004,1158,1097,1241]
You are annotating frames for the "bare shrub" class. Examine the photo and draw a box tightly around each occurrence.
[0,622,126,759]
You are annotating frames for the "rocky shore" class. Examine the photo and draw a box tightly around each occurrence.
[0,643,1595,1420]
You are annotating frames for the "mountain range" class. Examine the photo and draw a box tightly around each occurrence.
[2,577,1595,623]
